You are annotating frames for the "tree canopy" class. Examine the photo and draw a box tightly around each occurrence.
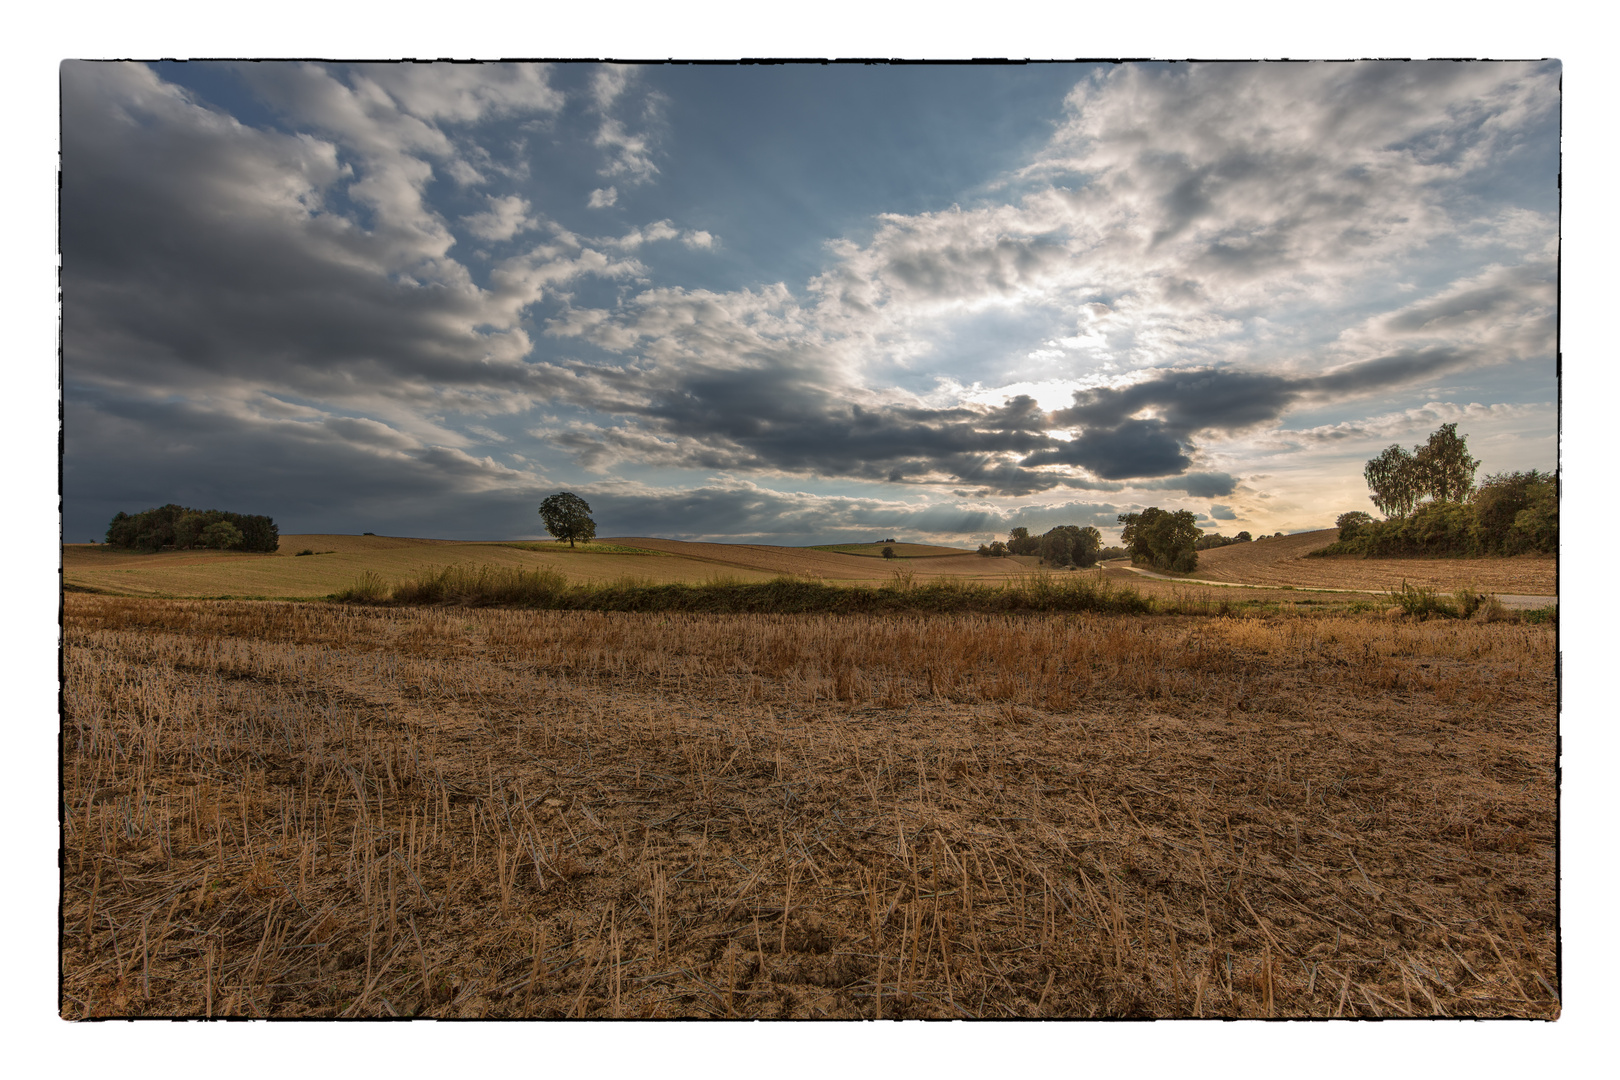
[104,504,278,552]
[1364,424,1480,518]
[1364,445,1421,518]
[1118,507,1200,574]
[539,492,597,547]
[1413,423,1480,504]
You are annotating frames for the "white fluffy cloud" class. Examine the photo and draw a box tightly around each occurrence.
[462,194,539,241]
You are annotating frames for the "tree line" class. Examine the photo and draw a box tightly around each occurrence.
[1319,423,1556,558]
[978,525,1104,566]
[977,511,1260,574]
[104,504,280,552]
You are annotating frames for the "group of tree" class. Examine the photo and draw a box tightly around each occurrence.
[1117,507,1201,573]
[1362,423,1480,518]
[978,524,1103,567]
[105,504,279,552]
[1321,425,1556,557]
[1194,531,1253,551]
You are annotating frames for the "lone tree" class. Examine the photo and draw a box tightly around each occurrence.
[539,491,596,547]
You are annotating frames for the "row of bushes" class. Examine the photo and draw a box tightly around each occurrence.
[1194,531,1253,551]
[334,564,1159,616]
[105,504,280,553]
[1318,470,1557,558]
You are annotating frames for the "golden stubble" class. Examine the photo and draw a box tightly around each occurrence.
[60,595,1557,1018]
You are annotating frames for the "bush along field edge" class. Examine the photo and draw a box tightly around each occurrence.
[329,562,1538,621]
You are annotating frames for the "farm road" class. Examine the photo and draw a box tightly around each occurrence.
[1109,564,1556,610]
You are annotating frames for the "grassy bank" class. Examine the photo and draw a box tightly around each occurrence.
[335,563,1164,615]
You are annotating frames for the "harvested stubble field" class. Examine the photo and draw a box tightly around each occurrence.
[61,594,1557,1019]
[61,536,1027,600]
[1185,531,1558,596]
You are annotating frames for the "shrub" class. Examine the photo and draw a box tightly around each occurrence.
[881,545,896,559]
[1502,475,1558,555]
[335,570,391,603]
[1388,580,1455,619]
[391,564,569,607]
[1335,511,1375,544]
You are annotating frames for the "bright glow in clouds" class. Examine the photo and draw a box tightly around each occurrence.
[61,61,1558,545]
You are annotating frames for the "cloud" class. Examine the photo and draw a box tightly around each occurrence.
[461,194,538,241]
[62,62,1558,546]
[1210,504,1238,521]
[588,64,661,185]
[62,63,629,427]
[354,62,564,123]
[1274,401,1550,446]
[570,480,1121,546]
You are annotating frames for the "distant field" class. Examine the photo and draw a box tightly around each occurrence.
[64,528,1556,602]
[62,535,1045,599]
[806,542,970,558]
[1183,530,1557,595]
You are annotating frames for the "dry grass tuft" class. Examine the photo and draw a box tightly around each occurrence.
[61,595,1556,1018]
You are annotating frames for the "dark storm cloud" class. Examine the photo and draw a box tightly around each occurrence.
[579,484,1020,544]
[1016,352,1476,481]
[1020,419,1193,479]
[573,485,1125,546]
[1141,472,1238,498]
[64,391,543,542]
[60,62,597,416]
[535,355,1072,495]
[1307,348,1469,395]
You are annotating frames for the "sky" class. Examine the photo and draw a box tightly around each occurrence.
[60,59,1560,546]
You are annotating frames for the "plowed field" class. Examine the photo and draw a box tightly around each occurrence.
[1125,531,1557,597]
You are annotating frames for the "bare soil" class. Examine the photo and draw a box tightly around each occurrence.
[61,595,1557,1018]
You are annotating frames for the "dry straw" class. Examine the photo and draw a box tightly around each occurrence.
[61,594,1556,1018]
